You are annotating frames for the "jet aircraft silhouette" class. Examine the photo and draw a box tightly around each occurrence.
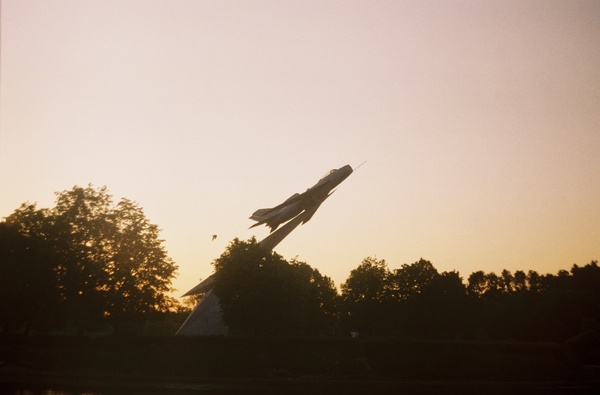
[249,164,353,233]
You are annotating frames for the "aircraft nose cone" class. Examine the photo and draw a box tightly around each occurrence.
[340,164,353,178]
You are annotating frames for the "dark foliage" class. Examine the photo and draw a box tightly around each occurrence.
[340,257,600,342]
[212,238,338,336]
[0,335,589,388]
[0,185,178,334]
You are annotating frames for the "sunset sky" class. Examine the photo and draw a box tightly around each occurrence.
[1,0,599,298]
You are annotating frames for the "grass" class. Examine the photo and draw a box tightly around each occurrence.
[2,335,599,394]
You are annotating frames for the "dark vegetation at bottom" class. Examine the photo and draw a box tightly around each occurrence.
[0,335,598,382]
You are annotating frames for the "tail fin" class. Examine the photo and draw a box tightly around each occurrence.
[249,208,274,229]
[249,208,271,221]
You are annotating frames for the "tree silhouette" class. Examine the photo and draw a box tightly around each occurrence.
[0,185,178,334]
[0,204,61,333]
[50,185,115,331]
[287,258,338,335]
[421,270,470,338]
[340,257,390,335]
[389,258,438,300]
[106,198,179,332]
[212,238,337,336]
[513,270,527,292]
[467,271,486,297]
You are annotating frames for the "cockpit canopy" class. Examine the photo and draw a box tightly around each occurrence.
[319,169,337,180]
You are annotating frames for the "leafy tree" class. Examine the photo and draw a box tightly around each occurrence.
[388,258,439,300]
[0,185,178,333]
[425,270,466,302]
[0,204,61,333]
[541,262,600,340]
[106,198,179,332]
[467,271,486,297]
[340,258,471,338]
[570,261,600,296]
[287,258,339,335]
[527,270,543,292]
[422,270,469,337]
[513,270,527,292]
[483,272,502,300]
[388,260,469,338]
[466,270,501,300]
[212,238,337,336]
[50,185,115,331]
[500,269,515,294]
[341,257,390,303]
[340,257,390,335]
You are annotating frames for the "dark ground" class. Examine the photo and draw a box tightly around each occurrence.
[1,335,599,394]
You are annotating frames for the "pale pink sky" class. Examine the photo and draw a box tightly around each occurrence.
[1,0,599,297]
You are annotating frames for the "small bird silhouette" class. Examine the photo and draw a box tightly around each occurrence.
[212,235,217,241]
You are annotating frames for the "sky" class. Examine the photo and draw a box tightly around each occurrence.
[1,0,599,298]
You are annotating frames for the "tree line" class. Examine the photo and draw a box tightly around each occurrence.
[339,256,600,341]
[210,239,600,342]
[1,185,598,341]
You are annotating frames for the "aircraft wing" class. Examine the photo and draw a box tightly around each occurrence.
[182,274,215,297]
[301,190,336,224]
